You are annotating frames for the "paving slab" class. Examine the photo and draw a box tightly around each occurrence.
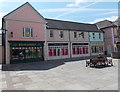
[1,58,119,90]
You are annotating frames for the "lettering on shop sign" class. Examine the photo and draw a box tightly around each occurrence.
[10,43,42,47]
[48,43,68,46]
[72,43,88,45]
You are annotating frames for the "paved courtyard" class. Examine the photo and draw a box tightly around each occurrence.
[0,57,118,90]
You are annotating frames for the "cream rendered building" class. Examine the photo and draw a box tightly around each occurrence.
[45,18,102,60]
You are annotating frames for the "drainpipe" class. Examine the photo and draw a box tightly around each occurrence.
[112,26,115,52]
[68,30,72,58]
[44,22,47,61]
[89,32,91,57]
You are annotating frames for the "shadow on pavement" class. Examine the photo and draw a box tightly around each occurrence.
[2,56,109,71]
[2,60,65,71]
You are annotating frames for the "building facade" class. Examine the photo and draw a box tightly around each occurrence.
[89,32,104,56]
[2,2,104,64]
[96,20,120,55]
[2,2,46,64]
[46,29,70,60]
[45,19,103,60]
[113,19,120,51]
[70,30,90,58]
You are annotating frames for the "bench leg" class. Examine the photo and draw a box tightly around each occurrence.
[111,62,113,66]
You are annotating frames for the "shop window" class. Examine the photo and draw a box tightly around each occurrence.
[91,46,95,53]
[77,47,79,54]
[73,47,75,54]
[53,49,56,56]
[50,30,53,37]
[85,47,88,54]
[91,46,103,53]
[99,46,103,53]
[23,28,33,38]
[80,48,83,54]
[74,32,77,38]
[49,48,52,56]
[83,47,85,54]
[11,46,43,61]
[75,47,78,54]
[65,48,68,55]
[60,31,64,38]
[62,48,65,55]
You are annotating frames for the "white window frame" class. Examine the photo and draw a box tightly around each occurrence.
[23,28,33,38]
[60,31,64,38]
[50,30,53,38]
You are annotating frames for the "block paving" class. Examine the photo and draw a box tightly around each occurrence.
[0,57,118,90]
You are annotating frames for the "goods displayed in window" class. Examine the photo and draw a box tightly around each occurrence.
[72,46,88,55]
[11,47,42,60]
[10,42,44,62]
[48,46,68,56]
[91,45,103,53]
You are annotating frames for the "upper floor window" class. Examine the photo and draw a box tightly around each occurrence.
[50,30,53,38]
[23,28,33,38]
[82,32,84,38]
[99,33,101,39]
[74,32,77,38]
[92,33,95,39]
[79,32,84,38]
[60,31,64,38]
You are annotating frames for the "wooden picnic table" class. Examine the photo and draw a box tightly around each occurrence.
[86,57,113,68]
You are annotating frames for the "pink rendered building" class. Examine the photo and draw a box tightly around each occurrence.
[2,2,46,64]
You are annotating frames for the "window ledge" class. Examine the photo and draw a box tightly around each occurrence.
[22,37,33,39]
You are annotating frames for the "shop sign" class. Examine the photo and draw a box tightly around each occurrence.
[10,42,43,47]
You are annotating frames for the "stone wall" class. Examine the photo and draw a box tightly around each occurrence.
[111,52,120,59]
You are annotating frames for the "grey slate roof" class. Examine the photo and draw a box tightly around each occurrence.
[95,20,116,29]
[113,17,120,26]
[45,18,101,32]
[113,21,118,26]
